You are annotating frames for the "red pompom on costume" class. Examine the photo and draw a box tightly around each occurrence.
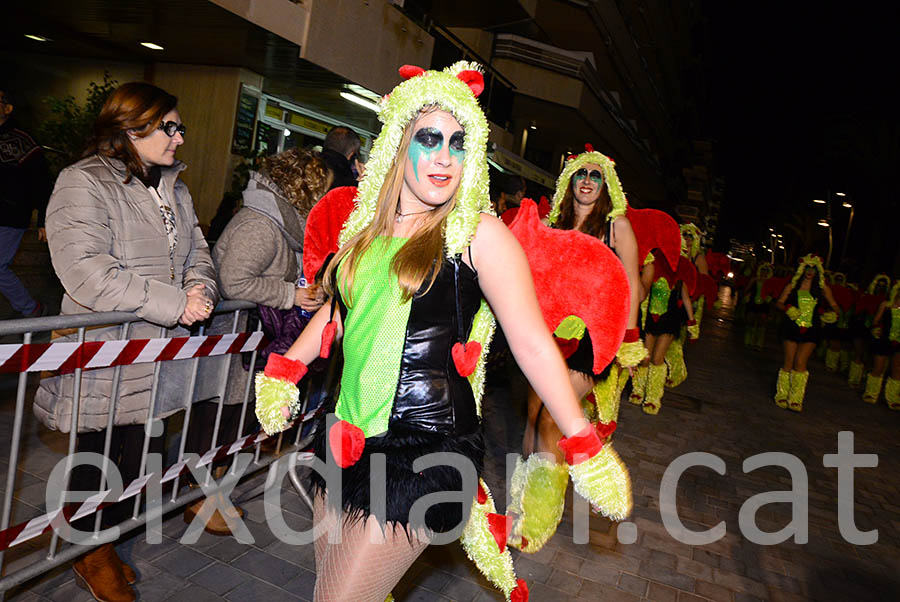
[328,420,365,468]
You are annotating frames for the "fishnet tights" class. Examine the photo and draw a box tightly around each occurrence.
[313,494,429,602]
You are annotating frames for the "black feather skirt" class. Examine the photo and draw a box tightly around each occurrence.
[309,419,485,535]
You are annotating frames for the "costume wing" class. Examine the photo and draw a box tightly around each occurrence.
[302,186,358,282]
[692,273,718,308]
[705,251,731,279]
[761,276,790,302]
[509,199,629,374]
[625,206,681,270]
[830,284,855,312]
[678,256,698,297]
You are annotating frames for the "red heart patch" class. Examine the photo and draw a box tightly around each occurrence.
[477,481,488,505]
[511,579,529,602]
[554,337,579,358]
[452,341,481,377]
[486,512,513,553]
[328,420,365,468]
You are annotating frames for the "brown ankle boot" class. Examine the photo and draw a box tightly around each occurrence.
[119,560,137,585]
[183,493,246,536]
[72,544,135,602]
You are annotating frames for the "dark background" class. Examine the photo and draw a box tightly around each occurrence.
[702,3,900,276]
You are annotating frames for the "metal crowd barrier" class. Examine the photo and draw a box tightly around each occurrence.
[0,301,324,596]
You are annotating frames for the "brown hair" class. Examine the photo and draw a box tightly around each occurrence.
[324,106,456,304]
[555,178,612,239]
[83,82,177,182]
[260,148,331,217]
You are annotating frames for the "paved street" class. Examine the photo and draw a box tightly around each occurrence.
[2,292,899,601]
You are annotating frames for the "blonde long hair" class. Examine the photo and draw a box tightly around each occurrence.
[324,108,458,304]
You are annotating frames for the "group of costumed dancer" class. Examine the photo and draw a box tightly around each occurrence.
[736,252,899,412]
[249,62,712,601]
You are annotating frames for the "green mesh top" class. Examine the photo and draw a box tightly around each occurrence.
[890,308,900,343]
[335,237,412,437]
[796,290,817,328]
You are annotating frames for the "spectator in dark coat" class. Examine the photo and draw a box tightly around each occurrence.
[0,87,51,316]
[321,125,361,190]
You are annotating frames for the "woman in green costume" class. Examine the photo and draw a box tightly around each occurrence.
[773,254,840,411]
[253,63,629,602]
[864,281,900,408]
[507,145,643,554]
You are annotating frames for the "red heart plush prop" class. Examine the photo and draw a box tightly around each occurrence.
[328,420,365,468]
[511,579,529,602]
[554,337,579,359]
[486,512,513,553]
[398,64,425,80]
[452,341,481,377]
[320,321,337,359]
[509,200,629,374]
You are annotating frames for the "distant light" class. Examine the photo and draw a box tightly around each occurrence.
[340,91,380,113]
[769,228,774,232]
[25,34,51,42]
[283,129,291,137]
[817,219,830,227]
[778,245,785,249]
[141,42,165,50]
[836,192,846,197]
[813,199,826,204]
[529,125,537,130]
[727,272,735,278]
[842,202,852,208]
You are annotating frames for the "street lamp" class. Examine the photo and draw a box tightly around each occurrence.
[813,199,826,204]
[839,195,855,267]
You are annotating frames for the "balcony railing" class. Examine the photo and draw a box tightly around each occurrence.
[494,34,659,172]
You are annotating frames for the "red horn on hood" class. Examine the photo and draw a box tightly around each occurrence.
[456,70,485,97]
[398,65,426,80]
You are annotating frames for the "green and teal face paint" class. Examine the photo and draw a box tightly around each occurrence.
[408,127,465,181]
[573,167,603,186]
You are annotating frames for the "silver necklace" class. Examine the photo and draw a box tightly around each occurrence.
[395,208,435,223]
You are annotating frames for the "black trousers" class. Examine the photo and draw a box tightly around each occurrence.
[70,424,165,532]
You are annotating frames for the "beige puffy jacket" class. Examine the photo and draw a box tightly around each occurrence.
[33,154,218,432]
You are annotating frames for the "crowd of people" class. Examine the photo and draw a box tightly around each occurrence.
[734,257,900,412]
[1,66,892,602]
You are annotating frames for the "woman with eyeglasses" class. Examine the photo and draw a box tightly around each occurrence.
[35,82,218,601]
[506,146,644,554]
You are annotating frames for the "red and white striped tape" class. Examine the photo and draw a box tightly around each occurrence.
[0,332,266,374]
[0,406,324,552]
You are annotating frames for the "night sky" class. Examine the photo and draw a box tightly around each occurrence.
[702,3,900,272]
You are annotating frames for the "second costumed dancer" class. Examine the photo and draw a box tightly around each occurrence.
[507,145,645,553]
[254,62,631,602]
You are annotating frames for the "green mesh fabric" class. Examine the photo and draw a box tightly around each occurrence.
[649,279,671,316]
[796,290,817,327]
[335,237,412,437]
[890,308,900,343]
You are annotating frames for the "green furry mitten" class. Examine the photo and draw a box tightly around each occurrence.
[254,353,308,435]
[558,423,632,521]
[507,454,570,553]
